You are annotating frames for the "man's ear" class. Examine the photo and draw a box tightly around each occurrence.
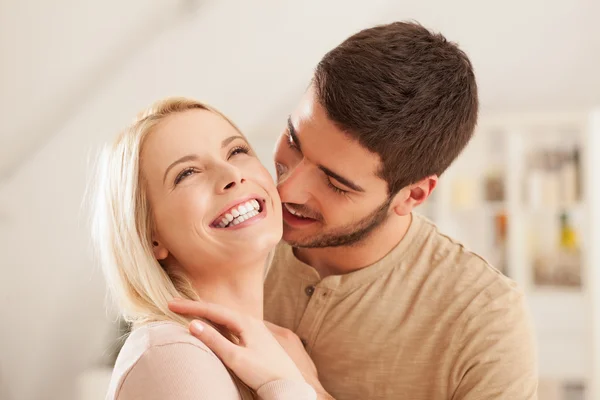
[391,175,438,216]
[152,238,169,261]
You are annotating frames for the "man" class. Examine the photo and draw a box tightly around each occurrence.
[262,21,537,399]
[173,21,538,399]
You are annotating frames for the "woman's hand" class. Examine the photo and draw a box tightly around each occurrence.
[264,322,335,400]
[168,298,305,391]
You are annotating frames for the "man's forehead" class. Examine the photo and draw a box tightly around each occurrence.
[289,117,382,182]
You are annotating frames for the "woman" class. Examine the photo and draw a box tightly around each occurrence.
[91,97,316,399]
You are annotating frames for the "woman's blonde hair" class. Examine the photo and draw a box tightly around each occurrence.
[90,97,242,326]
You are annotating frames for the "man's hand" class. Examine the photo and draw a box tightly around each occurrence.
[265,322,335,400]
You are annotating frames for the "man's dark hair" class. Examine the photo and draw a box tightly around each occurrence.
[313,21,479,195]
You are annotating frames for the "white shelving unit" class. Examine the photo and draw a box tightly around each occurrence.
[420,109,599,400]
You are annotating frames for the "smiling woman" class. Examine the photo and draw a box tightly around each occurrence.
[89,97,315,400]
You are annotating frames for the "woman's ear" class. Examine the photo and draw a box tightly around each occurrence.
[391,175,438,216]
[152,239,169,261]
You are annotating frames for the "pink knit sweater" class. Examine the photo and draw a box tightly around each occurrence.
[106,321,316,400]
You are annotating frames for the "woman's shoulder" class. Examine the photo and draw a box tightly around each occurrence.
[132,320,212,351]
[107,321,238,399]
[116,321,214,368]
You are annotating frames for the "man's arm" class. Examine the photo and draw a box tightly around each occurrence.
[450,289,538,399]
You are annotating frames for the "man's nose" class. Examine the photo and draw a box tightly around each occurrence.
[277,159,311,204]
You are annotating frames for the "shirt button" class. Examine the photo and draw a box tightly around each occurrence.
[305,285,315,297]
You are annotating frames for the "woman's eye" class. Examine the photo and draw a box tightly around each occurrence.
[174,168,195,185]
[229,145,251,159]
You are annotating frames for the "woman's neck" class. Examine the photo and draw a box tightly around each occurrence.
[189,259,265,320]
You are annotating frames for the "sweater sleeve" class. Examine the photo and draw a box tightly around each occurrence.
[116,342,242,400]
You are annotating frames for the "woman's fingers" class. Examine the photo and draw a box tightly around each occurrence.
[189,320,243,367]
[168,298,246,336]
[177,302,308,391]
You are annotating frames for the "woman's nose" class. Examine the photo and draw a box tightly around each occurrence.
[223,178,245,191]
[217,165,245,193]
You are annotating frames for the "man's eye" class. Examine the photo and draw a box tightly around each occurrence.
[286,133,298,150]
[326,179,349,195]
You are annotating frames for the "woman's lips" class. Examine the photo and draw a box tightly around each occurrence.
[212,198,266,229]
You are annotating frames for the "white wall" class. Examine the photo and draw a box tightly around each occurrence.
[0,2,390,399]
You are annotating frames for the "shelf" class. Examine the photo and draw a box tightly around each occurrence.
[517,203,585,215]
[528,286,584,296]
[448,201,507,214]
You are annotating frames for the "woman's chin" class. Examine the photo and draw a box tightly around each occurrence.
[236,229,281,258]
[209,210,282,250]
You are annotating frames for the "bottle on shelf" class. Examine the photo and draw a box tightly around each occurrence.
[532,211,581,288]
[492,211,508,276]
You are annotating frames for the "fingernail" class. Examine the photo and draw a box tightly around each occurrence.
[190,320,204,334]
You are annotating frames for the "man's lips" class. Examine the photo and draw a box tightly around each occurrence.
[282,203,318,227]
[283,203,318,219]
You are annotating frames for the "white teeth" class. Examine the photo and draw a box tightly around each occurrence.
[216,199,263,228]
[285,204,305,218]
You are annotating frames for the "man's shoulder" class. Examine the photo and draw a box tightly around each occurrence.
[414,214,523,312]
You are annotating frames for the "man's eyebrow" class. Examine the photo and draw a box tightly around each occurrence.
[287,117,364,192]
[287,117,302,152]
[318,165,365,193]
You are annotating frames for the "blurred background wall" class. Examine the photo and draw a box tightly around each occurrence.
[0,1,599,399]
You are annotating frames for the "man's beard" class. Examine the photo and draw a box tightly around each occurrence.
[284,197,392,248]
